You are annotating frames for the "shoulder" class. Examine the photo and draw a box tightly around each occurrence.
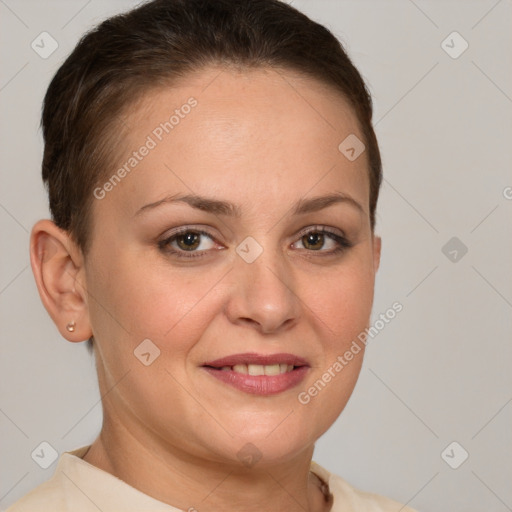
[6,446,90,512]
[310,461,419,512]
[6,445,182,512]
[5,477,66,512]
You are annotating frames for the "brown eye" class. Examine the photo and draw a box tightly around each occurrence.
[176,232,201,251]
[302,232,325,250]
[159,228,218,258]
[291,226,352,255]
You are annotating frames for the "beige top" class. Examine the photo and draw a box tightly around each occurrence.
[7,445,418,512]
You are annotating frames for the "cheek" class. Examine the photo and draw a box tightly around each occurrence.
[295,249,374,418]
[294,265,372,437]
[86,250,226,352]
[307,258,375,343]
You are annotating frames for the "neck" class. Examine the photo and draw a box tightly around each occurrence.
[83,408,330,512]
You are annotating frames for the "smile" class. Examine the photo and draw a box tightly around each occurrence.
[219,364,294,375]
[202,353,310,395]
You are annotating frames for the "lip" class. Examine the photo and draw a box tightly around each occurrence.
[203,352,309,368]
[202,352,310,396]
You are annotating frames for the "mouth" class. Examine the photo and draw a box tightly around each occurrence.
[201,353,310,395]
[214,363,296,375]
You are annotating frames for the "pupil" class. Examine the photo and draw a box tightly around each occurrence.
[304,232,324,250]
[179,232,199,250]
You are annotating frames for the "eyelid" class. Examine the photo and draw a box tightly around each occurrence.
[158,225,221,243]
[157,226,224,255]
[291,225,352,254]
[158,224,352,259]
[294,224,347,240]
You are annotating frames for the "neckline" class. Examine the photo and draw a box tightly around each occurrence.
[66,446,334,509]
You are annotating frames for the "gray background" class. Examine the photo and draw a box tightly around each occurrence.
[1,0,511,510]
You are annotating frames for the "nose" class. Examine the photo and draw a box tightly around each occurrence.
[224,245,301,335]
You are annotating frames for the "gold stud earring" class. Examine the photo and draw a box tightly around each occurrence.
[66,321,76,332]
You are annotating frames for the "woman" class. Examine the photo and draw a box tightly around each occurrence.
[8,0,418,510]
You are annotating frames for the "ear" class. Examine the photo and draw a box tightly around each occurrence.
[30,219,92,342]
[372,234,381,273]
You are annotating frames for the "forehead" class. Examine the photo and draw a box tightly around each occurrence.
[96,66,370,220]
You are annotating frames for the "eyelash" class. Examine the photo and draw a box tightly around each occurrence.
[297,226,353,255]
[158,228,219,259]
[158,226,353,260]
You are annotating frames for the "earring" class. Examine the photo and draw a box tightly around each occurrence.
[66,321,76,332]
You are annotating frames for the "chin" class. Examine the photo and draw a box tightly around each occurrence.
[206,415,319,467]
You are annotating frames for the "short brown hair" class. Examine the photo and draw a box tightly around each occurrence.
[41,0,382,353]
[42,0,382,253]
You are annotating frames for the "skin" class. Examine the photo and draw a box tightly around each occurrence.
[31,65,381,512]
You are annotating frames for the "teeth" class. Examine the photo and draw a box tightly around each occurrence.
[227,364,294,375]
[233,364,248,374]
[248,364,265,376]
[264,364,281,376]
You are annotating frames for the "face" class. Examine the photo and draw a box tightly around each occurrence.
[82,66,380,467]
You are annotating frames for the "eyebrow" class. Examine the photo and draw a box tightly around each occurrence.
[135,192,365,218]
